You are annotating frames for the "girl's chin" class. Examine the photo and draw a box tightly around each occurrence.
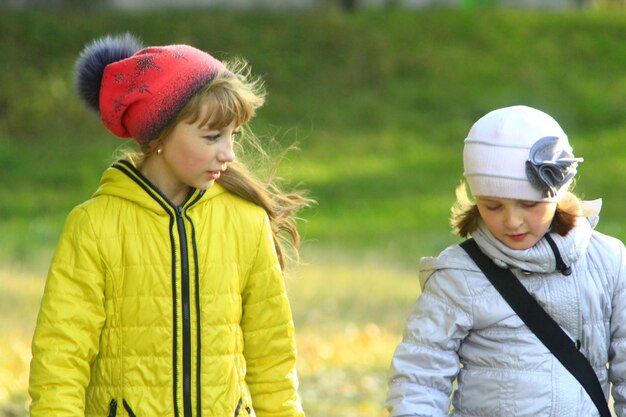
[503,237,539,250]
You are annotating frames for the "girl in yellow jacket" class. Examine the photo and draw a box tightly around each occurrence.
[29,33,311,417]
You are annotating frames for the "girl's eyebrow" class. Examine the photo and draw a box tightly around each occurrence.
[477,197,499,203]
[198,125,220,132]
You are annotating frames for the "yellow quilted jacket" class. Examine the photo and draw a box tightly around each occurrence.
[29,159,305,417]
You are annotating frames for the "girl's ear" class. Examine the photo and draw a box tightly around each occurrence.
[144,137,166,159]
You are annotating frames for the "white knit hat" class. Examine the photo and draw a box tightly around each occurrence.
[463,105,582,202]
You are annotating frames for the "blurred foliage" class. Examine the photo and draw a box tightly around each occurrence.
[0,255,421,417]
[4,7,626,417]
[594,0,626,8]
[0,269,42,417]
[3,8,626,270]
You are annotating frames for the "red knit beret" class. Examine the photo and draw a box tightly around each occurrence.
[74,33,226,143]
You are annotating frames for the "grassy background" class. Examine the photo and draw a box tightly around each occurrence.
[2,7,626,417]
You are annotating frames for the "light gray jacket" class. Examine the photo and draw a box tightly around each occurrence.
[387,209,626,417]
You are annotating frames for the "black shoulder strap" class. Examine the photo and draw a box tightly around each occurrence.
[459,238,610,417]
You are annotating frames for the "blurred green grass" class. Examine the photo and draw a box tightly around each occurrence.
[3,7,626,417]
[3,8,626,270]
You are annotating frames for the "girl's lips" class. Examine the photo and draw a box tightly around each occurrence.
[508,233,528,241]
[207,170,222,180]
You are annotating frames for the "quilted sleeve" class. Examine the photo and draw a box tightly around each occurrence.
[609,240,626,417]
[29,206,106,417]
[240,214,305,417]
[386,267,473,417]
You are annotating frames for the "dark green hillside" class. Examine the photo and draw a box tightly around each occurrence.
[2,8,626,268]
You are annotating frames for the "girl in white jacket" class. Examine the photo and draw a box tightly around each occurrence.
[386,105,626,417]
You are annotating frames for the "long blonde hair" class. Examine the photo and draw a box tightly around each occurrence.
[450,181,582,238]
[127,58,313,269]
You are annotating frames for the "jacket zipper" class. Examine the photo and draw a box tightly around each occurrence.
[112,161,206,417]
[176,205,193,417]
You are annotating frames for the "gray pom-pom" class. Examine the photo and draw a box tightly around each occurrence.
[73,33,144,112]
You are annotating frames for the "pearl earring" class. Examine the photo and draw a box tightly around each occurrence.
[157,148,162,155]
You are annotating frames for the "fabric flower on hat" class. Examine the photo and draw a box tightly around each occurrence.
[525,136,584,199]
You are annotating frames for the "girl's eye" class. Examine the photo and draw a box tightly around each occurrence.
[204,135,220,141]
[232,130,242,138]
[478,201,500,211]
[522,202,538,208]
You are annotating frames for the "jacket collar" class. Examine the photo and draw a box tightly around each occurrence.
[92,159,227,215]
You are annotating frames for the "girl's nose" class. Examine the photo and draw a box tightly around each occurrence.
[218,140,236,163]
[503,209,523,229]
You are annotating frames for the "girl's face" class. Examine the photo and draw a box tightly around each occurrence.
[476,196,557,250]
[143,108,239,205]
